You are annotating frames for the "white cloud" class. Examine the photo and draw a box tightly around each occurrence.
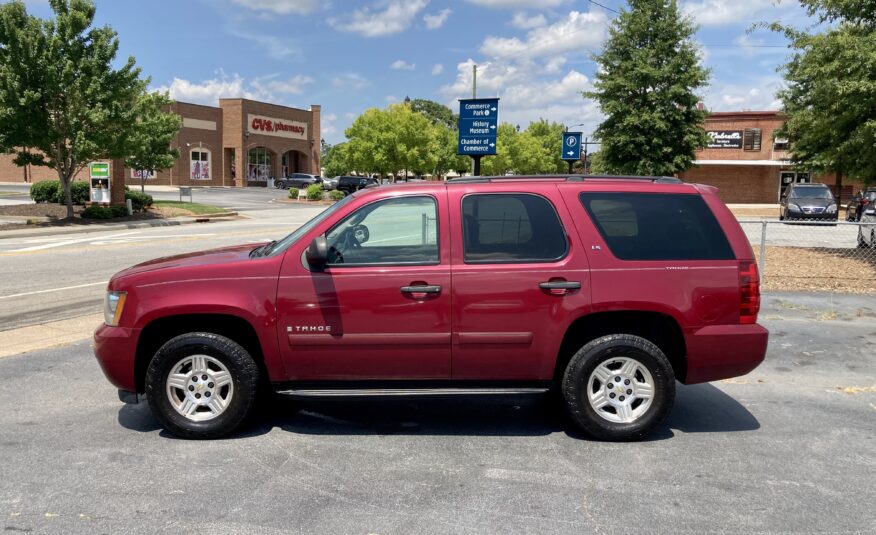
[321,112,339,138]
[390,59,416,70]
[154,71,315,106]
[480,10,608,59]
[511,11,547,29]
[682,0,801,26]
[467,0,567,8]
[230,0,320,14]
[423,8,451,29]
[432,63,444,75]
[251,74,314,96]
[331,73,369,90]
[439,59,601,133]
[703,76,784,111]
[329,0,430,37]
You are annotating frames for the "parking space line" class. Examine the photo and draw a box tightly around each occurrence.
[0,281,108,300]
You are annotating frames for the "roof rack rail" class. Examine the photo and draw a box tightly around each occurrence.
[446,175,683,184]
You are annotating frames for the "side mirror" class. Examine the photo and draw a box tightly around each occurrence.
[305,236,328,269]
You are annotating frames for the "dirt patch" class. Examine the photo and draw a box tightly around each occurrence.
[755,245,876,294]
[731,207,780,218]
[0,202,165,231]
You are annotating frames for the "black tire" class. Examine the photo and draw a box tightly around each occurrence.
[145,332,260,439]
[562,334,675,441]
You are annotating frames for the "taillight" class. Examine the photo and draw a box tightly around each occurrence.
[863,199,870,206]
[738,261,760,324]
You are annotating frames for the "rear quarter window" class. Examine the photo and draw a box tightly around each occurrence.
[579,192,734,261]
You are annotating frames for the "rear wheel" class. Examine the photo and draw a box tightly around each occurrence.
[146,332,260,439]
[562,334,675,441]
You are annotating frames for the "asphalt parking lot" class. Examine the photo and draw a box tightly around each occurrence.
[1,294,874,534]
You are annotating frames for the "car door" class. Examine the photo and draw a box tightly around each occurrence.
[276,189,452,380]
[448,184,591,380]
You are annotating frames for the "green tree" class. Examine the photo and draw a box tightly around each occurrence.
[0,0,178,217]
[322,142,349,177]
[768,0,876,187]
[586,0,709,176]
[526,119,567,173]
[345,104,437,180]
[410,98,457,130]
[126,92,182,192]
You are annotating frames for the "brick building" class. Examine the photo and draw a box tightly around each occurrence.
[679,111,859,204]
[0,98,321,188]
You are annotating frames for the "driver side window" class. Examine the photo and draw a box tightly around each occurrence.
[325,196,439,266]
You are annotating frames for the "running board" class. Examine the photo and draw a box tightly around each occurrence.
[275,387,550,398]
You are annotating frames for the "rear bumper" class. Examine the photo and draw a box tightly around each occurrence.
[684,323,769,384]
[93,323,139,392]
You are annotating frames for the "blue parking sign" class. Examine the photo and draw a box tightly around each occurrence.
[562,132,582,161]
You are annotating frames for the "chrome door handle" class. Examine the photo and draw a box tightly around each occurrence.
[401,285,442,294]
[539,281,581,290]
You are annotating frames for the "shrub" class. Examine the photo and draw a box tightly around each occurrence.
[81,206,113,219]
[306,183,323,201]
[125,191,153,213]
[328,190,345,201]
[288,188,299,199]
[30,180,60,203]
[82,205,129,219]
[52,180,90,205]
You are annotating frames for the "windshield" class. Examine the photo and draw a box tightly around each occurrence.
[791,187,833,200]
[262,194,355,257]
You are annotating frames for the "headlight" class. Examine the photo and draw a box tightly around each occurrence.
[789,203,801,211]
[827,204,837,213]
[104,291,127,326]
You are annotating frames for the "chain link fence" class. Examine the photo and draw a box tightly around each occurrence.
[738,219,876,294]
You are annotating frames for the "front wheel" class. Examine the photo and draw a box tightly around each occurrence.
[145,333,260,439]
[562,334,675,441]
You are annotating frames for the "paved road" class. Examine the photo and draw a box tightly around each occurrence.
[0,295,874,534]
[0,194,324,330]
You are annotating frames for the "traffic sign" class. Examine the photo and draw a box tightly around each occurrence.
[561,132,582,161]
[458,98,499,156]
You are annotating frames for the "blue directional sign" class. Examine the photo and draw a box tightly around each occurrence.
[562,132,582,161]
[458,98,499,156]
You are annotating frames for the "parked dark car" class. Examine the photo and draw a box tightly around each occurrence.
[276,173,320,189]
[779,183,838,222]
[846,188,876,221]
[337,176,378,196]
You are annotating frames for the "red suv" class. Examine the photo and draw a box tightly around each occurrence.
[94,176,767,441]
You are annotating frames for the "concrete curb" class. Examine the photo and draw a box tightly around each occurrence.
[0,212,237,240]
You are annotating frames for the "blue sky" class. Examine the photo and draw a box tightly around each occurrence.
[23,0,814,144]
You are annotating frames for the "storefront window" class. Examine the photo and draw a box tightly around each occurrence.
[247,147,272,181]
[190,149,211,180]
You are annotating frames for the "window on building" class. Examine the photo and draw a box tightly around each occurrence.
[190,148,211,180]
[773,136,789,151]
[325,196,438,266]
[247,147,272,181]
[743,128,762,151]
[462,193,568,264]
[579,192,735,261]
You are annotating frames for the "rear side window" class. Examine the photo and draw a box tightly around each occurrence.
[579,192,734,261]
[462,193,568,263]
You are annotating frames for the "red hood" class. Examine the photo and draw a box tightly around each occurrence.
[111,243,265,284]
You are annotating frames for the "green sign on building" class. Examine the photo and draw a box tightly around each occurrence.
[89,162,109,179]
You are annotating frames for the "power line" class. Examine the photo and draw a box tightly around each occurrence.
[587,0,620,15]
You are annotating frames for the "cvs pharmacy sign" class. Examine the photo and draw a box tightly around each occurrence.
[248,114,308,140]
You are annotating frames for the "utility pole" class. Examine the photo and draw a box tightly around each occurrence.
[471,64,481,176]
